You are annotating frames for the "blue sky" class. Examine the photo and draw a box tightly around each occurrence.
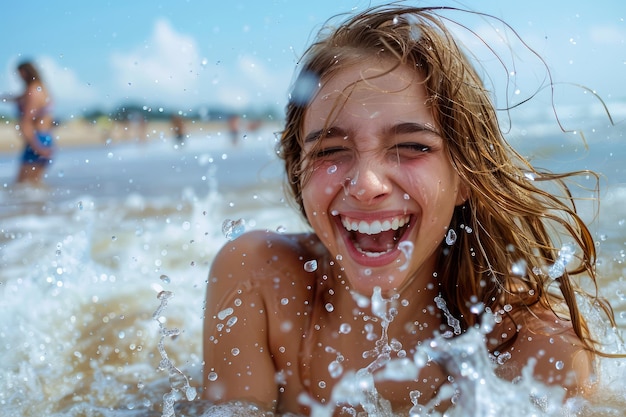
[1,0,624,119]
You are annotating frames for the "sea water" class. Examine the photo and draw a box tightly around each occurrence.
[0,107,624,416]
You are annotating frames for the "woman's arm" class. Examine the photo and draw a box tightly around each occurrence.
[202,230,282,411]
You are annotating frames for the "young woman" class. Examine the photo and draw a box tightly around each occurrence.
[2,61,55,185]
[202,6,616,415]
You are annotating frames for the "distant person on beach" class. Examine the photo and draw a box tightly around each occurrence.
[202,6,620,415]
[227,114,240,146]
[171,115,186,144]
[1,60,55,185]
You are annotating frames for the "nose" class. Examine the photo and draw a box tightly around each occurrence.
[344,158,390,204]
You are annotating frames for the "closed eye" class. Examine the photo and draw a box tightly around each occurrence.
[389,142,433,163]
[396,143,431,153]
[314,146,349,158]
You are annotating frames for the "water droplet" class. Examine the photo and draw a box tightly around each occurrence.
[555,360,564,370]
[327,165,337,174]
[511,259,527,276]
[328,360,343,378]
[222,218,246,241]
[208,371,218,381]
[160,274,170,284]
[291,70,320,105]
[445,229,457,245]
[325,303,334,312]
[304,259,318,272]
[339,323,351,334]
[185,386,197,401]
[217,307,233,320]
[470,302,484,315]
[280,321,293,332]
[231,348,240,356]
[497,352,512,365]
[157,290,173,301]
[390,339,403,351]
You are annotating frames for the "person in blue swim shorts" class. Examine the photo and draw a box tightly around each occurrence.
[1,60,55,185]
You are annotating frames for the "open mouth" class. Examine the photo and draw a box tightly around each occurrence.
[339,214,411,258]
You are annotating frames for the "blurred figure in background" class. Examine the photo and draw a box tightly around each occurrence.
[171,114,186,144]
[227,114,240,146]
[1,60,55,186]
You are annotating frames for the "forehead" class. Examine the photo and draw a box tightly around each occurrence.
[303,59,429,128]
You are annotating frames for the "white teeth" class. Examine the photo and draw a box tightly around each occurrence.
[341,215,410,235]
[355,244,393,257]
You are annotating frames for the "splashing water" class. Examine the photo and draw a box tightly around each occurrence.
[434,295,462,336]
[298,287,625,417]
[547,244,575,279]
[153,290,197,417]
[397,241,413,271]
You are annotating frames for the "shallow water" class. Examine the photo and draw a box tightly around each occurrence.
[0,115,624,416]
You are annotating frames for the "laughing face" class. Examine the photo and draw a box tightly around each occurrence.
[301,58,467,295]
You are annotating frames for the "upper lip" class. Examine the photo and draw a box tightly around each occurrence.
[339,214,411,235]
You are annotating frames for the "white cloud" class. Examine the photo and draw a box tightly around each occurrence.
[37,56,99,110]
[110,18,201,105]
[208,54,291,111]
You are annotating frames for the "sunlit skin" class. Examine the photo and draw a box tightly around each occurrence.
[202,59,594,415]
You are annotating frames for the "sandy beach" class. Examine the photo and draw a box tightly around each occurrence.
[0,118,247,154]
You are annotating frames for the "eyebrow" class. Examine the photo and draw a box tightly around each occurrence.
[390,122,441,137]
[304,122,440,144]
[304,126,348,143]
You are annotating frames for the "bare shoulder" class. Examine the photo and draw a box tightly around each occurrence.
[207,230,322,307]
[493,306,595,396]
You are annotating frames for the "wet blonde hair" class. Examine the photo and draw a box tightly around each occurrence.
[278,5,615,353]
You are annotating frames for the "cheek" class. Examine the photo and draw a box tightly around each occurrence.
[404,166,460,206]
[304,163,350,198]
